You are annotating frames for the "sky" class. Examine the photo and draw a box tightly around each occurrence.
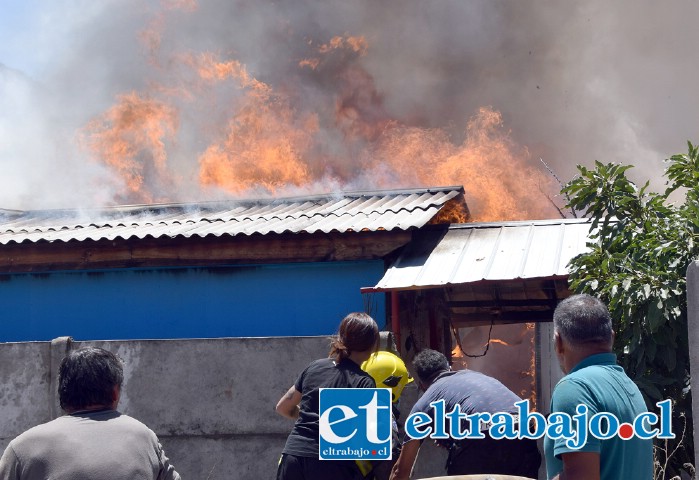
[1,0,699,217]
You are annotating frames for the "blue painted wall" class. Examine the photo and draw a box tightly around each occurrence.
[0,261,386,342]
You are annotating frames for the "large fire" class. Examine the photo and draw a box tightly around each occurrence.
[80,93,178,203]
[80,1,559,221]
[452,323,537,409]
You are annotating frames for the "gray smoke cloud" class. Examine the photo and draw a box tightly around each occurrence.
[1,0,697,214]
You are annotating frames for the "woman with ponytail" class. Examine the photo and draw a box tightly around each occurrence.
[275,312,379,480]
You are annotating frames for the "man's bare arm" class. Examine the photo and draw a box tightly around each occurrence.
[552,451,600,480]
[389,440,420,480]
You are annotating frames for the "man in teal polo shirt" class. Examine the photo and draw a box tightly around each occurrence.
[544,294,653,479]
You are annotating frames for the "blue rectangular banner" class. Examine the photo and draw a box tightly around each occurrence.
[318,388,392,460]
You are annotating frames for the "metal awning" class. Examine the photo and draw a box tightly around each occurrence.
[363,218,592,293]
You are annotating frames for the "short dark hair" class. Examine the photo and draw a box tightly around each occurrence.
[553,294,613,345]
[412,349,449,384]
[329,312,379,361]
[58,347,124,411]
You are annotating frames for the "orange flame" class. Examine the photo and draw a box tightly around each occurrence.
[300,35,367,71]
[81,92,178,203]
[198,105,318,194]
[80,5,559,221]
[191,52,269,92]
[362,107,555,221]
[451,343,469,370]
[298,58,320,70]
[318,35,368,55]
[452,324,537,409]
[139,1,197,65]
[191,53,318,194]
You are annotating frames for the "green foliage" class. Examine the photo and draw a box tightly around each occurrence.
[562,142,699,478]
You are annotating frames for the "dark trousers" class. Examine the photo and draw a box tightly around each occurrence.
[277,453,364,480]
[447,435,541,478]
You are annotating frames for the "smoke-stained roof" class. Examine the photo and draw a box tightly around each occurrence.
[0,186,466,245]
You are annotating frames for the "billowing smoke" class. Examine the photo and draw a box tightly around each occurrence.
[1,0,697,219]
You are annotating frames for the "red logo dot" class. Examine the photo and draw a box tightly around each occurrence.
[619,423,634,440]
[372,450,377,455]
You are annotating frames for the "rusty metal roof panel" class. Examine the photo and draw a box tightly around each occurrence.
[367,218,593,291]
[0,186,465,245]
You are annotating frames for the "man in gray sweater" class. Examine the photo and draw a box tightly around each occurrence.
[0,346,181,480]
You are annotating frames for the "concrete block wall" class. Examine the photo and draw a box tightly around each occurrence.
[0,342,51,442]
[0,336,446,479]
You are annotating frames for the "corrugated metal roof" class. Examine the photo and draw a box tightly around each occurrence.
[366,218,592,291]
[0,186,465,245]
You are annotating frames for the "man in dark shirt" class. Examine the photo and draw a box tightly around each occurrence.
[389,349,541,479]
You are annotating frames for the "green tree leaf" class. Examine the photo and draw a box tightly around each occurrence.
[563,142,698,476]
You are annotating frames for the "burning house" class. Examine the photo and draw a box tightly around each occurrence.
[0,185,593,479]
[0,7,595,477]
[2,1,688,477]
[0,183,589,407]
[0,186,468,341]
